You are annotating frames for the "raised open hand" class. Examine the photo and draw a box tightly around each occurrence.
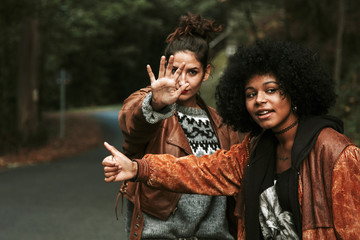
[147,55,189,111]
[102,142,138,182]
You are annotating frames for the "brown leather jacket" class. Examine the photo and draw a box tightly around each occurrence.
[137,128,360,239]
[119,87,242,239]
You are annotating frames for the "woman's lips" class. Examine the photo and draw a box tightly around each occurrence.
[182,90,189,94]
[256,110,273,120]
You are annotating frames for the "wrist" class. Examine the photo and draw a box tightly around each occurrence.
[130,161,139,181]
[151,98,166,112]
[133,158,151,183]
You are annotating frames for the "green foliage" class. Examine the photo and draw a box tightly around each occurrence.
[201,50,229,108]
[332,60,360,145]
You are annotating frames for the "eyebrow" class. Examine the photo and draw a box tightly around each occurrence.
[189,67,200,70]
[264,81,278,86]
[173,65,200,70]
[245,81,279,91]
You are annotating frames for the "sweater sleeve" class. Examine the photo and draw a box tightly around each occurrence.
[142,91,176,124]
[332,145,360,238]
[136,134,251,196]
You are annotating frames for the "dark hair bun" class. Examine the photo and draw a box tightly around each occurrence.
[166,12,222,43]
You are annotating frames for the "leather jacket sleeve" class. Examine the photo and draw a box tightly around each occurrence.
[136,134,251,196]
[332,145,360,238]
[119,87,162,159]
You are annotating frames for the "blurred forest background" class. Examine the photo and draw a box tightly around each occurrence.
[0,0,359,157]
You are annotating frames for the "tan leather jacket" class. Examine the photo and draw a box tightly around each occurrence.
[119,87,242,239]
[137,128,360,239]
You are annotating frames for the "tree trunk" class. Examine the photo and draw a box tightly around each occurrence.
[244,6,259,41]
[17,19,39,141]
[334,0,345,88]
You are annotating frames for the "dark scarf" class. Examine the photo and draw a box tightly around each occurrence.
[243,115,343,240]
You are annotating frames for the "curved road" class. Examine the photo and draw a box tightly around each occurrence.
[0,110,127,240]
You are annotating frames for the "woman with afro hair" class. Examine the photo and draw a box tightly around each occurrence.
[103,40,360,239]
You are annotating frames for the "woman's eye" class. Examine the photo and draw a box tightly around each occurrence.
[266,88,278,94]
[246,92,256,98]
[172,68,178,74]
[189,70,198,75]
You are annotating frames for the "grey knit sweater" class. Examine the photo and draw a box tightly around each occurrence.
[125,93,234,240]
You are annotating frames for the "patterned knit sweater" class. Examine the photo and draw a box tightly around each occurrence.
[125,92,234,240]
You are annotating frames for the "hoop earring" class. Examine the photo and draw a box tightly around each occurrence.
[292,105,298,113]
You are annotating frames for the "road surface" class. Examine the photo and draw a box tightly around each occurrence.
[0,110,128,240]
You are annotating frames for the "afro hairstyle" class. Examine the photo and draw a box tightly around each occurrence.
[215,40,336,134]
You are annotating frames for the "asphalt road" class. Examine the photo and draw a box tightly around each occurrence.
[0,110,127,240]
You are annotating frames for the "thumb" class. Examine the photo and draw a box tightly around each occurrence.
[104,142,119,156]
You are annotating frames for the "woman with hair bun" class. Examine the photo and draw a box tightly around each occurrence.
[116,13,241,239]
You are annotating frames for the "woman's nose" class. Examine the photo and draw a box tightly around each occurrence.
[179,73,186,86]
[256,91,267,103]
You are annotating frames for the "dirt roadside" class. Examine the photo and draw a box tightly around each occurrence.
[0,112,103,169]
